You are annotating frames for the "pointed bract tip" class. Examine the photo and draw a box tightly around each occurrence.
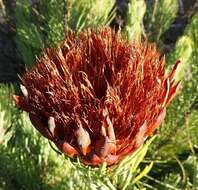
[20,84,28,98]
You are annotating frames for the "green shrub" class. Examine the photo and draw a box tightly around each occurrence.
[0,0,197,189]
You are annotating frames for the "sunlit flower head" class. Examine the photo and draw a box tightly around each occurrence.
[14,28,181,166]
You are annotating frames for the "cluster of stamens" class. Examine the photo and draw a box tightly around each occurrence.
[14,28,181,166]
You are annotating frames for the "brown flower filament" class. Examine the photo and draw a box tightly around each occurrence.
[14,28,181,166]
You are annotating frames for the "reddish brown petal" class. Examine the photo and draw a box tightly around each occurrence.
[29,113,54,141]
[165,82,181,106]
[13,95,29,112]
[105,154,119,165]
[56,141,79,157]
[75,125,91,156]
[134,121,147,148]
[146,109,166,136]
[95,135,116,157]
[86,154,102,166]
[167,60,181,83]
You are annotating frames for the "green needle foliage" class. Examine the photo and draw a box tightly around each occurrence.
[123,0,146,41]
[15,0,115,68]
[67,0,115,31]
[15,0,45,67]
[39,0,66,47]
[153,10,198,157]
[144,0,179,43]
[167,35,193,83]
[144,10,198,189]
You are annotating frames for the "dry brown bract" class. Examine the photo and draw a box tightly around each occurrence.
[13,27,181,166]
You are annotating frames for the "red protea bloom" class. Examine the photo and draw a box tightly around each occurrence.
[14,28,181,166]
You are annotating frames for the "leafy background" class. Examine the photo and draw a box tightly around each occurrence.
[0,0,198,189]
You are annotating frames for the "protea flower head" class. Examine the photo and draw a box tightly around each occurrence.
[14,27,181,166]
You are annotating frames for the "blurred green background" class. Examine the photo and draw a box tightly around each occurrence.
[0,0,198,189]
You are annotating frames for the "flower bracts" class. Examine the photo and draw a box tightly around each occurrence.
[13,28,181,166]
